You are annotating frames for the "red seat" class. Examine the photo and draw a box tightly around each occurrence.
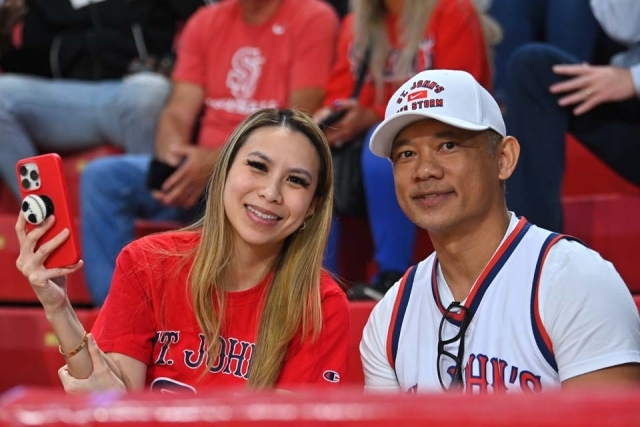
[0,182,17,214]
[60,145,124,218]
[562,134,639,197]
[346,301,376,386]
[0,307,100,393]
[563,194,640,293]
[560,135,640,293]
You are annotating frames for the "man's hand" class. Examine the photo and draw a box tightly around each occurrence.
[550,64,636,115]
[151,145,218,208]
[314,99,379,146]
[155,141,185,168]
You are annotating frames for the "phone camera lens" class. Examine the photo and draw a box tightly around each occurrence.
[19,166,28,176]
[30,170,39,181]
[21,179,30,189]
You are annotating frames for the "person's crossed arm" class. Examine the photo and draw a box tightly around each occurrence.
[151,82,218,209]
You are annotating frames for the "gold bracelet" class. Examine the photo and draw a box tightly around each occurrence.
[59,332,89,358]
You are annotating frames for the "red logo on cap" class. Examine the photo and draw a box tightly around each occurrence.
[407,90,428,101]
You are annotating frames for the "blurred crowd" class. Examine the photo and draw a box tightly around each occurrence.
[0,0,637,306]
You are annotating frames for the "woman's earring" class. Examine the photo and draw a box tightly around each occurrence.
[299,221,307,231]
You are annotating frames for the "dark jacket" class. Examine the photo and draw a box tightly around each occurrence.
[0,0,208,80]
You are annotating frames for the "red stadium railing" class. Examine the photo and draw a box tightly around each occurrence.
[1,386,639,426]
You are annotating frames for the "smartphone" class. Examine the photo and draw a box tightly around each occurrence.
[318,109,347,131]
[16,153,81,268]
[146,158,178,191]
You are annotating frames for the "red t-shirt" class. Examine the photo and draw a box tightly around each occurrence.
[324,0,491,119]
[172,0,339,148]
[92,231,350,392]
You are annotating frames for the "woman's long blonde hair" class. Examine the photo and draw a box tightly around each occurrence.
[187,108,334,388]
[350,0,501,99]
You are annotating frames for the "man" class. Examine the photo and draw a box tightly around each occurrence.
[0,0,207,201]
[504,0,640,232]
[360,69,640,393]
[80,0,339,305]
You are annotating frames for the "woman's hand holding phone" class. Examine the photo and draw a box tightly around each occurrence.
[15,213,83,313]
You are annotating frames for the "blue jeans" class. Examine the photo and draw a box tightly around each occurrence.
[325,125,417,279]
[505,43,640,232]
[488,0,599,105]
[80,155,203,305]
[0,72,171,201]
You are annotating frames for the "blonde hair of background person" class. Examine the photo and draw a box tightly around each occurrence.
[471,0,502,78]
[15,108,349,392]
[351,0,501,103]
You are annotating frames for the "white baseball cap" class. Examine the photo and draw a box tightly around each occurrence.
[369,69,505,158]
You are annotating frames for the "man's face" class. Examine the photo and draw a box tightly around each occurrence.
[389,119,504,234]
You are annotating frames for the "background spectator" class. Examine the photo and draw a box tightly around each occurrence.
[315,0,495,300]
[487,0,600,110]
[80,0,339,305]
[505,0,640,232]
[0,0,207,202]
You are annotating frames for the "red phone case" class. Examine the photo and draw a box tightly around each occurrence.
[16,153,81,268]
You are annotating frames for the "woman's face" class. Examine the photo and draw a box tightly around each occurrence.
[390,119,505,234]
[223,126,321,255]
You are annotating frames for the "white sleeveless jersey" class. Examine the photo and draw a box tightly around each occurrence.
[387,217,569,393]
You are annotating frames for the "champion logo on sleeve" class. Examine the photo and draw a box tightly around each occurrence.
[322,370,341,383]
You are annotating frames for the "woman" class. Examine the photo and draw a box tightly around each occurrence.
[15,108,349,392]
[315,0,496,300]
